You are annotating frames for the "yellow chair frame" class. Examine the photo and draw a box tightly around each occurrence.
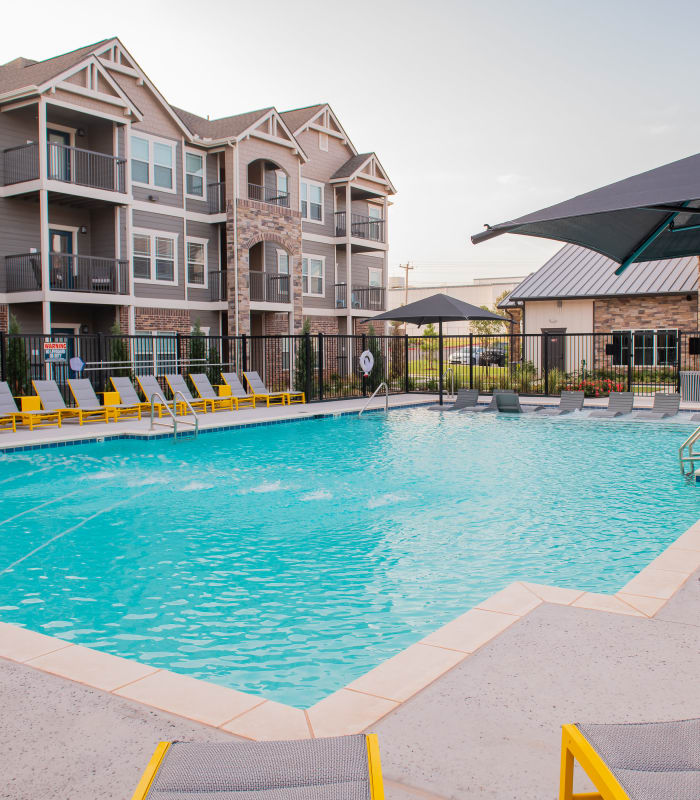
[67,381,141,424]
[187,374,235,412]
[132,734,384,800]
[242,373,291,407]
[216,380,257,409]
[133,377,185,417]
[163,375,210,414]
[31,380,110,426]
[559,724,630,800]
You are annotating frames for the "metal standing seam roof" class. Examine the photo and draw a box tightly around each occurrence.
[507,244,699,302]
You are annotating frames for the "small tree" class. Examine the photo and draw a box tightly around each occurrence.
[365,323,384,392]
[470,289,510,337]
[420,323,439,372]
[109,321,131,378]
[189,319,207,369]
[294,318,316,397]
[388,320,403,380]
[206,341,221,386]
[6,314,30,395]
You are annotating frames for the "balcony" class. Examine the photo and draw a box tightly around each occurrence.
[250,272,290,303]
[335,283,385,311]
[3,252,129,294]
[209,270,228,301]
[207,182,225,213]
[3,142,126,193]
[335,211,385,243]
[247,183,290,208]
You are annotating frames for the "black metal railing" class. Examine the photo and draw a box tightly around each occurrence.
[4,252,128,294]
[335,211,385,242]
[334,283,385,310]
[250,271,290,303]
[209,270,228,301]
[3,143,39,184]
[3,253,42,292]
[207,182,225,213]
[335,283,347,308]
[247,182,290,207]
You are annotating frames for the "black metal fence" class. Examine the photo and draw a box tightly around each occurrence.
[2,330,700,405]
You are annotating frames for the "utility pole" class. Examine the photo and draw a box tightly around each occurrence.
[401,262,414,334]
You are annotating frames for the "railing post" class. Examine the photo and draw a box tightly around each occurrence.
[361,333,367,397]
[626,333,633,392]
[241,334,247,374]
[304,332,313,402]
[97,332,105,391]
[677,331,683,394]
[543,333,549,396]
[318,332,324,401]
[0,331,5,383]
[469,332,474,390]
[404,334,409,394]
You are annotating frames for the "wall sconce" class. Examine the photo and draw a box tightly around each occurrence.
[76,128,86,137]
[79,226,87,234]
[81,324,89,334]
[147,194,158,202]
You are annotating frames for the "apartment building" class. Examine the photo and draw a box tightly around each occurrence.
[0,37,394,346]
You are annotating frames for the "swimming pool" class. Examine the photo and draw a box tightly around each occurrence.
[0,409,697,707]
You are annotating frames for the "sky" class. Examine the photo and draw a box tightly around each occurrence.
[4,0,700,285]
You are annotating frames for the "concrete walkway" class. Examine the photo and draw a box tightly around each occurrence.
[2,572,697,799]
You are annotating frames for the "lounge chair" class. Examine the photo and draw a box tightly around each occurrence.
[476,389,518,413]
[495,391,523,413]
[188,373,235,412]
[132,734,385,800]
[559,719,700,800]
[32,379,110,425]
[220,372,258,407]
[0,381,63,432]
[164,374,210,414]
[589,391,634,418]
[635,392,681,420]
[244,370,305,406]
[68,379,141,422]
[110,377,166,418]
[429,388,480,411]
[135,375,187,416]
[533,390,585,416]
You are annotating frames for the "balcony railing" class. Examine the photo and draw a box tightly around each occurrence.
[248,183,290,208]
[335,283,385,311]
[209,270,228,301]
[335,211,385,243]
[207,182,225,213]
[250,271,290,303]
[3,252,129,294]
[2,142,126,192]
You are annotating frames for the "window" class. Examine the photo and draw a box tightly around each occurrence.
[130,134,175,191]
[281,337,290,370]
[134,331,177,375]
[611,328,678,366]
[132,231,177,283]
[318,131,328,151]
[657,330,678,365]
[611,330,631,366]
[301,180,323,222]
[302,256,324,296]
[633,330,655,366]
[187,240,207,286]
[277,250,289,274]
[277,171,288,194]
[185,152,205,197]
[368,267,382,288]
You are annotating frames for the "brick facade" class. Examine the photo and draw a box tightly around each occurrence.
[0,304,8,334]
[593,294,697,332]
[134,307,191,334]
[304,315,340,335]
[263,312,291,336]
[118,305,129,334]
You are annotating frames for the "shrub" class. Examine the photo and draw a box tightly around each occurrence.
[109,321,131,378]
[563,377,624,397]
[294,318,316,397]
[5,314,30,395]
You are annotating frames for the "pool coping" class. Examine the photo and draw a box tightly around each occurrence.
[1,400,699,740]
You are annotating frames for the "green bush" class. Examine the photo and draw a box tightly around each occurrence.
[294,318,316,397]
[5,314,30,395]
[109,321,131,378]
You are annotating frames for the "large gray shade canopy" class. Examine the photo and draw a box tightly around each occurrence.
[471,151,700,274]
[365,293,510,326]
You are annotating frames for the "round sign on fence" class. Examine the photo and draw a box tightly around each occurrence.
[69,356,85,373]
[359,350,374,376]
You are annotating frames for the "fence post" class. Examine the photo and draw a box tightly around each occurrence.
[361,333,367,397]
[469,332,474,390]
[0,331,5,383]
[241,334,247,374]
[677,331,683,394]
[404,334,409,394]
[542,334,549,396]
[626,334,632,392]
[304,332,313,401]
[318,332,324,401]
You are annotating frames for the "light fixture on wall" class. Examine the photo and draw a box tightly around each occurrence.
[79,226,87,234]
[76,128,86,137]
[81,324,89,334]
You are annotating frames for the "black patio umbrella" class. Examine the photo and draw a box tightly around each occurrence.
[471,151,700,274]
[365,293,510,405]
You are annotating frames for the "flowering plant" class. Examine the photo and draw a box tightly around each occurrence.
[563,377,624,397]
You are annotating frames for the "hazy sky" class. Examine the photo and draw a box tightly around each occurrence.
[4,0,700,285]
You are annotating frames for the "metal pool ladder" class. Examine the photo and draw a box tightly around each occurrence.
[443,367,455,398]
[149,391,200,439]
[679,424,700,477]
[359,382,389,416]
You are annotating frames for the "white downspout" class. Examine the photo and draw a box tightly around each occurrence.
[232,140,240,336]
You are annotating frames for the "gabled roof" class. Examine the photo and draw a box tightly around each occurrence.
[508,243,699,302]
[172,106,273,140]
[279,104,326,135]
[331,153,374,179]
[0,39,112,95]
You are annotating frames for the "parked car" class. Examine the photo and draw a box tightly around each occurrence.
[478,343,507,366]
[448,346,482,365]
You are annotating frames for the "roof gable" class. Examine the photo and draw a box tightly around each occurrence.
[281,103,357,155]
[331,152,396,193]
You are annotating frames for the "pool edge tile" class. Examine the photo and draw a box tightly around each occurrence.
[0,622,73,663]
[419,608,521,653]
[619,567,692,600]
[571,593,645,616]
[519,583,586,606]
[221,700,311,740]
[306,689,398,738]
[615,593,668,617]
[475,583,542,616]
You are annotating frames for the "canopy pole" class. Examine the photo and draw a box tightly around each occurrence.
[438,320,444,406]
[615,201,690,275]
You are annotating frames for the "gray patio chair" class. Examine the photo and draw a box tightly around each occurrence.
[635,392,681,420]
[477,388,517,413]
[560,718,700,800]
[134,375,187,415]
[68,378,141,421]
[188,373,235,411]
[164,374,210,413]
[110,376,166,418]
[243,370,305,406]
[533,390,585,416]
[589,391,634,418]
[495,391,523,413]
[429,388,480,411]
[220,372,258,407]
[32,379,109,425]
[132,734,385,800]
[0,380,62,431]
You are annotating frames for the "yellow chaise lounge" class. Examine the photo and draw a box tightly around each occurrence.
[68,378,142,422]
[243,370,305,406]
[32,379,110,425]
[0,380,62,432]
[133,734,384,800]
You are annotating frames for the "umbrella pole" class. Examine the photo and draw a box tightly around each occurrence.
[438,319,444,405]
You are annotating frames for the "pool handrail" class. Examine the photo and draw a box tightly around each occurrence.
[679,423,700,476]
[359,382,389,416]
[149,391,199,439]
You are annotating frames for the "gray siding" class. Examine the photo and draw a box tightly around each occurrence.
[89,207,116,259]
[0,199,41,255]
[300,240,336,309]
[0,106,38,184]
[189,309,220,334]
[185,219,220,302]
[131,209,185,300]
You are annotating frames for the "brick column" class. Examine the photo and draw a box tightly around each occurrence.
[0,304,8,334]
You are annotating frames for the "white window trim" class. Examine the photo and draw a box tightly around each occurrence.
[47,122,77,148]
[301,178,325,225]
[368,266,383,288]
[186,236,209,289]
[48,224,79,254]
[302,253,325,297]
[184,149,207,200]
[130,132,177,194]
[276,249,290,274]
[132,227,179,285]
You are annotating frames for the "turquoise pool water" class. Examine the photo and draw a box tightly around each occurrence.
[0,409,697,707]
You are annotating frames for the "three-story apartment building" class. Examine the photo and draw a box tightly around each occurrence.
[0,38,395,345]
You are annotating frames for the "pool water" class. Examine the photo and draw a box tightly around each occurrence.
[0,409,697,707]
